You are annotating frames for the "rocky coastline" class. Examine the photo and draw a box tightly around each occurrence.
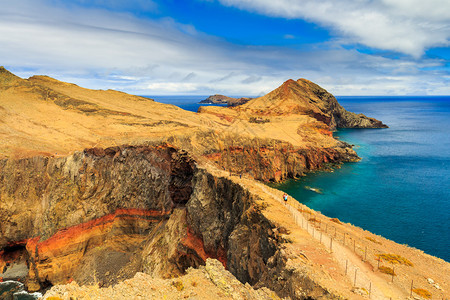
[199,94,252,107]
[1,67,448,299]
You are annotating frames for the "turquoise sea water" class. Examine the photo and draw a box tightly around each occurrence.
[148,95,450,262]
[274,96,450,262]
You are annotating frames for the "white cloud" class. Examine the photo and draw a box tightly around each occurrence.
[66,0,158,12]
[147,82,199,93]
[0,0,448,95]
[217,0,450,57]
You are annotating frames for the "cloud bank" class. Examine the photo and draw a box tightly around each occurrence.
[218,0,450,57]
[0,0,448,95]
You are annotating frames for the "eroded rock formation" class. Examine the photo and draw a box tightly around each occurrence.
[43,258,281,300]
[0,68,392,299]
[0,146,196,289]
[0,144,351,298]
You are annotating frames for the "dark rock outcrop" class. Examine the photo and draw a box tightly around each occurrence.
[0,144,347,298]
[200,94,252,107]
[200,94,234,104]
[0,281,41,300]
[201,138,358,182]
[298,79,387,129]
[187,169,278,283]
[0,68,390,299]
[0,145,196,290]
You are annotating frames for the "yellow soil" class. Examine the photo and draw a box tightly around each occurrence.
[2,70,449,299]
[0,74,335,159]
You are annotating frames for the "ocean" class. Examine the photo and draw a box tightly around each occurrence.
[148,95,227,112]
[147,95,450,262]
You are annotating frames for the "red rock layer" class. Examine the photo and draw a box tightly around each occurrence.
[181,226,227,268]
[204,144,356,182]
[1,208,170,289]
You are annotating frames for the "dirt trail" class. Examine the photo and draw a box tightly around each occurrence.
[257,183,407,300]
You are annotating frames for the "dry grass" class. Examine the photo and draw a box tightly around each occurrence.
[330,218,342,225]
[171,280,184,291]
[365,236,382,245]
[376,254,413,266]
[378,266,396,276]
[413,288,432,299]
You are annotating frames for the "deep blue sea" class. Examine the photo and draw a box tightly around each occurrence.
[148,95,450,262]
[275,96,450,262]
[147,95,227,112]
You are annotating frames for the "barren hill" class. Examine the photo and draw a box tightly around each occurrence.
[0,68,448,300]
[201,78,387,129]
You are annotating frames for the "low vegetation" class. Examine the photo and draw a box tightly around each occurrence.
[249,117,270,124]
[413,288,432,299]
[330,218,342,225]
[365,236,382,245]
[378,266,396,276]
[376,254,413,266]
[172,280,184,291]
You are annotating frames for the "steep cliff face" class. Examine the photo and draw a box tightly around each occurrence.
[0,145,269,289]
[0,145,195,290]
[0,145,343,298]
[140,168,281,283]
[159,129,358,183]
[187,169,277,283]
[202,140,358,182]
[297,79,387,129]
[0,68,392,299]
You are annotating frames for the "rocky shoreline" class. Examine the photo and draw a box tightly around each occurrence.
[199,94,253,107]
[1,68,448,299]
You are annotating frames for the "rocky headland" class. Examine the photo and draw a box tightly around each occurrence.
[199,94,252,107]
[0,67,448,300]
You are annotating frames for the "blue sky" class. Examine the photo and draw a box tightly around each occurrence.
[0,0,449,95]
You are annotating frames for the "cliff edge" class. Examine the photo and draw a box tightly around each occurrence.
[2,69,446,300]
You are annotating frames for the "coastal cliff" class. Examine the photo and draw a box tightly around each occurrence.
[2,68,448,300]
[0,145,340,298]
[0,146,194,288]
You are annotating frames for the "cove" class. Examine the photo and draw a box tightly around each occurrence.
[271,96,450,262]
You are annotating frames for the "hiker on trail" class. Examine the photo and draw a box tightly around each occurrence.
[283,193,288,204]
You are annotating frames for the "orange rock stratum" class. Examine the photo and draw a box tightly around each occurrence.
[0,67,448,300]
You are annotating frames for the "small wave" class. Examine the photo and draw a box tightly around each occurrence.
[304,186,323,194]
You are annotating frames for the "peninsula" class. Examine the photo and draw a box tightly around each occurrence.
[0,67,448,300]
[199,94,252,107]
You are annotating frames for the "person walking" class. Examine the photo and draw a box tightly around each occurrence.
[283,193,288,204]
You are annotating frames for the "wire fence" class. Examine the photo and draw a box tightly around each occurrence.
[257,183,446,300]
